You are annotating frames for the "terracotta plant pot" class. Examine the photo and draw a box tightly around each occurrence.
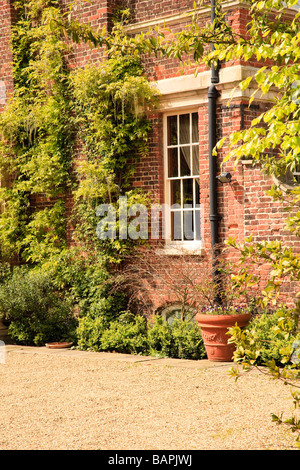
[45,342,73,349]
[195,313,251,362]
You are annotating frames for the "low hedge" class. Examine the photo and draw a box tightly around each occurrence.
[76,312,207,360]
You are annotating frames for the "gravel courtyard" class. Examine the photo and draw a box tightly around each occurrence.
[0,345,298,450]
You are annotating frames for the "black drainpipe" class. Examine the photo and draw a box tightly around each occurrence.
[208,0,220,301]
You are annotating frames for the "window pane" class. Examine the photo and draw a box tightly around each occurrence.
[195,178,200,206]
[192,112,198,142]
[168,148,178,177]
[183,210,194,240]
[167,115,178,145]
[180,147,191,176]
[162,305,195,324]
[171,180,181,206]
[192,145,199,176]
[183,178,193,206]
[166,112,201,244]
[179,114,190,144]
[195,210,201,240]
[165,308,182,325]
[171,210,182,240]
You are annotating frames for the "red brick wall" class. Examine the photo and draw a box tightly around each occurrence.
[0,0,14,111]
[59,0,120,68]
[126,0,208,23]
[41,0,300,308]
[1,0,299,311]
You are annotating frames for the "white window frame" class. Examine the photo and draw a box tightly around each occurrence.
[163,110,202,251]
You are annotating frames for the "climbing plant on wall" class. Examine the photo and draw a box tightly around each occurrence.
[70,18,159,261]
[0,0,74,263]
[0,1,158,265]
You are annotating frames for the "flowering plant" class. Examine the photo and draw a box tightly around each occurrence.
[200,305,251,315]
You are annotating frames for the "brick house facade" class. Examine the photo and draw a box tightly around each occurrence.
[0,0,299,317]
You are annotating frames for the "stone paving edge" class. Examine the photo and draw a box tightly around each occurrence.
[4,344,234,369]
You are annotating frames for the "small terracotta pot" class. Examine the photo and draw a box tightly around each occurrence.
[45,342,73,349]
[195,313,251,362]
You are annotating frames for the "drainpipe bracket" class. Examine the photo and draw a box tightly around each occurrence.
[208,84,219,98]
[209,214,222,222]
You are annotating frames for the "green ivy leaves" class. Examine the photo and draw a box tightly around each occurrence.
[0,1,74,262]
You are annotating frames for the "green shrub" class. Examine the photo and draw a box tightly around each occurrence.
[147,315,206,360]
[171,318,206,360]
[76,311,148,354]
[76,314,108,351]
[100,312,148,354]
[76,312,206,360]
[46,248,127,320]
[230,308,300,366]
[0,266,77,346]
[0,262,12,285]
[147,315,174,357]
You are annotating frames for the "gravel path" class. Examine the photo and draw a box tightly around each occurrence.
[0,345,298,450]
